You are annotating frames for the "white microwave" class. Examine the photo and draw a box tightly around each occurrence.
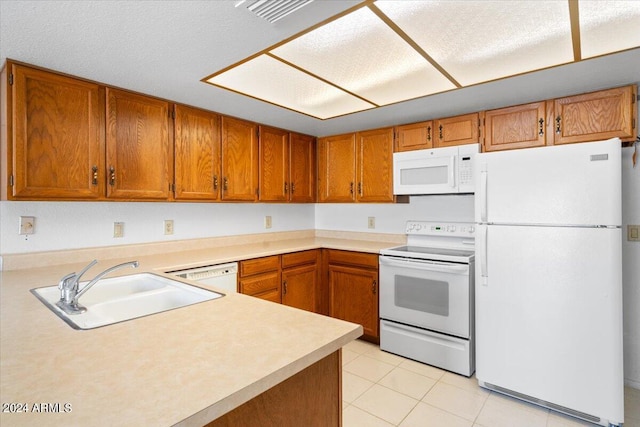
[393,143,479,195]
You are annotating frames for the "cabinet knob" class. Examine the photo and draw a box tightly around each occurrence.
[358,182,363,197]
[213,175,218,190]
[427,126,431,142]
[350,182,354,195]
[283,281,287,295]
[284,182,288,194]
[372,280,377,294]
[291,182,295,194]
[439,125,443,140]
[223,177,228,191]
[555,116,562,134]
[109,166,116,186]
[91,166,98,186]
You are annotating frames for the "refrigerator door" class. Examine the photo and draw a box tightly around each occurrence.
[475,138,621,226]
[475,224,623,425]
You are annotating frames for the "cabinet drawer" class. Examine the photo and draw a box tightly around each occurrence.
[326,250,378,270]
[239,271,281,302]
[240,255,280,277]
[282,250,319,269]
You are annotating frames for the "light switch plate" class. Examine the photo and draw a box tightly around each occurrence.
[628,225,640,242]
[164,220,174,235]
[264,216,272,229]
[368,217,375,229]
[113,222,124,238]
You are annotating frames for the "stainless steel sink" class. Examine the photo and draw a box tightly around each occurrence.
[32,273,223,330]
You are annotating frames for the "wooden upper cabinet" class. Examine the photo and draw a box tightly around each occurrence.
[317,133,356,202]
[106,88,172,200]
[174,105,221,200]
[394,121,434,152]
[258,126,289,202]
[8,63,105,199]
[221,116,258,201]
[289,132,316,203]
[434,113,480,147]
[553,86,637,145]
[483,101,550,152]
[357,127,394,202]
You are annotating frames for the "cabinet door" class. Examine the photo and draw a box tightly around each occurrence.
[174,105,221,200]
[258,125,288,202]
[484,102,547,152]
[553,86,637,145]
[435,113,480,147]
[357,127,394,202]
[239,271,281,303]
[289,132,316,202]
[317,133,356,202]
[221,116,258,201]
[329,264,378,339]
[106,88,172,200]
[282,264,318,313]
[10,64,105,199]
[394,121,433,152]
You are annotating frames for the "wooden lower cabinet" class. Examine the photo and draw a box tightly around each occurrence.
[282,250,320,313]
[207,350,341,427]
[239,256,281,303]
[326,250,379,342]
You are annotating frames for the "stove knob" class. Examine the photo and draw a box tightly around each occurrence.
[415,224,422,231]
[469,226,475,233]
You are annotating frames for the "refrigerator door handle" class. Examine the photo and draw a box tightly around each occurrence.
[480,166,488,222]
[480,226,488,284]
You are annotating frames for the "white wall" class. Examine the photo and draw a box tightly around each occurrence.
[0,202,314,254]
[622,146,640,389]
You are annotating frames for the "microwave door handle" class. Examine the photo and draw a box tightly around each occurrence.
[380,257,468,274]
[449,156,456,188]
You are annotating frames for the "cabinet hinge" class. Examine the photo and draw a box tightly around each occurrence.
[170,109,175,119]
[9,73,13,85]
[256,128,260,139]
[9,174,14,186]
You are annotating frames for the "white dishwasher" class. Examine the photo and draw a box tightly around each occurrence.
[167,262,238,294]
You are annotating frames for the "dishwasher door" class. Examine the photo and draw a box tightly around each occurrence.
[168,262,238,293]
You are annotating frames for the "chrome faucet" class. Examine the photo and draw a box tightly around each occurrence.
[56,259,139,315]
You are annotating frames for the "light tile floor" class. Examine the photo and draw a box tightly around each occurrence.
[342,340,640,427]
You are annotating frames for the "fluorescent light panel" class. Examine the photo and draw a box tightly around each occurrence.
[206,0,640,120]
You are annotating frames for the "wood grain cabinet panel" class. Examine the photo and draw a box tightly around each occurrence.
[282,264,318,313]
[327,250,379,341]
[174,104,221,200]
[317,133,356,202]
[434,113,480,147]
[553,86,637,145]
[289,132,316,202]
[221,116,258,201]
[483,102,548,152]
[239,255,281,303]
[356,127,394,202]
[258,126,289,202]
[7,63,105,199]
[106,88,172,200]
[394,121,433,152]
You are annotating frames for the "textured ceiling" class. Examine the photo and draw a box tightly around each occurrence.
[1,0,639,137]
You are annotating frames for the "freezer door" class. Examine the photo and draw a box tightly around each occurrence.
[475,138,621,226]
[475,225,623,424]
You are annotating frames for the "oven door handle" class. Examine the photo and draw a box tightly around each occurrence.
[380,256,469,274]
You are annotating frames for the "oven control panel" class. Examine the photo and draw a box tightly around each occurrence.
[405,221,475,237]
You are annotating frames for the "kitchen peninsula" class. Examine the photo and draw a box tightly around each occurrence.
[0,232,401,426]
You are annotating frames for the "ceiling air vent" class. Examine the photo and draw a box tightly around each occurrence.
[236,0,314,23]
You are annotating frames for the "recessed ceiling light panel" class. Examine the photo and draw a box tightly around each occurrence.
[579,0,640,59]
[376,0,574,86]
[207,54,375,119]
[271,7,456,106]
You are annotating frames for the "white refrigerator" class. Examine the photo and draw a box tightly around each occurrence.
[474,138,624,426]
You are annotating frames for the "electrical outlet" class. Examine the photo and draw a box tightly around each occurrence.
[629,225,640,242]
[264,216,272,229]
[368,216,375,229]
[164,220,174,235]
[113,222,124,238]
[19,216,35,235]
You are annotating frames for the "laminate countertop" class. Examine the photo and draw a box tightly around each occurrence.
[0,232,402,426]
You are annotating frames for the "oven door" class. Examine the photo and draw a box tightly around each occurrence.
[393,148,457,195]
[379,255,471,338]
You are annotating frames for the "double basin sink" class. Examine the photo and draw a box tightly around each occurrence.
[32,273,223,330]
